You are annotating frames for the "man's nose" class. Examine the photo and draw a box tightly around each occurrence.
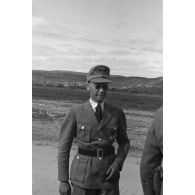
[99,87,105,92]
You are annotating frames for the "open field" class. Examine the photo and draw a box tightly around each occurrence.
[32,99,154,156]
[32,86,162,111]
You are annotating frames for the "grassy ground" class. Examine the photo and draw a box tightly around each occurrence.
[32,99,154,157]
[32,86,162,111]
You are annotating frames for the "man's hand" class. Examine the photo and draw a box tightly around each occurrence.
[105,161,120,181]
[59,181,71,195]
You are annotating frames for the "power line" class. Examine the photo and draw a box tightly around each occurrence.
[32,21,129,43]
[32,21,139,49]
[32,30,134,50]
[32,22,161,53]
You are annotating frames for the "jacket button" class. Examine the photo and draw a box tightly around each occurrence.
[98,137,102,141]
[76,156,80,159]
[81,126,85,130]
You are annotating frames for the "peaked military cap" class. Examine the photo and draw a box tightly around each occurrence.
[87,65,112,83]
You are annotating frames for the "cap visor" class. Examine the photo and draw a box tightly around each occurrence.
[90,77,112,83]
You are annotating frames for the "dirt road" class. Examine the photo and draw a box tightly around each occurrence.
[33,142,143,195]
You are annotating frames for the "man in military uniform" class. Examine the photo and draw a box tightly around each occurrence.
[58,65,130,195]
[140,107,163,195]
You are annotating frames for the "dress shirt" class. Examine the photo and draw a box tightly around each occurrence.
[89,98,104,113]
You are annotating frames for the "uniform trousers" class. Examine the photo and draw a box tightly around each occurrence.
[72,184,120,195]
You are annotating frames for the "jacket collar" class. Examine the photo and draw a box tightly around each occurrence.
[83,101,112,128]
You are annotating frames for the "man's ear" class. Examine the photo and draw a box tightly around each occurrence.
[86,82,90,91]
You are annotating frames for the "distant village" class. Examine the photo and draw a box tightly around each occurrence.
[32,79,162,95]
[33,80,86,88]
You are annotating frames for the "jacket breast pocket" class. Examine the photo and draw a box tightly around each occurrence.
[77,124,91,142]
[70,155,89,183]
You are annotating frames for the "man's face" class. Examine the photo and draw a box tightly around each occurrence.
[87,82,109,103]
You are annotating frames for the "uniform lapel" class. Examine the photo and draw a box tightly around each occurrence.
[99,103,112,129]
[83,101,99,126]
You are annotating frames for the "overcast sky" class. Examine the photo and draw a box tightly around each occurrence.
[32,0,162,77]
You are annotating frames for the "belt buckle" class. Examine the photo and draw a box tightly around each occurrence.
[97,148,103,160]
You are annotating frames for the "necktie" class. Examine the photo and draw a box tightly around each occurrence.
[95,104,102,123]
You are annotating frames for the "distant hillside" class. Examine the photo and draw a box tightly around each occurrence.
[111,75,163,88]
[32,70,163,89]
[32,70,86,83]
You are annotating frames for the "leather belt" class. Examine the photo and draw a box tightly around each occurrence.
[78,147,114,159]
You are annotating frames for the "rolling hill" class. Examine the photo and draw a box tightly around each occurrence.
[32,70,163,89]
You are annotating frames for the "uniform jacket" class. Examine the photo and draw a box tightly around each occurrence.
[140,107,163,195]
[58,101,130,189]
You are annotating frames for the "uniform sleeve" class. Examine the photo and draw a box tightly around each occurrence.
[57,108,77,181]
[114,109,130,170]
[140,110,163,195]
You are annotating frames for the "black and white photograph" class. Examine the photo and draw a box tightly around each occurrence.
[3,1,195,195]
[32,0,163,195]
